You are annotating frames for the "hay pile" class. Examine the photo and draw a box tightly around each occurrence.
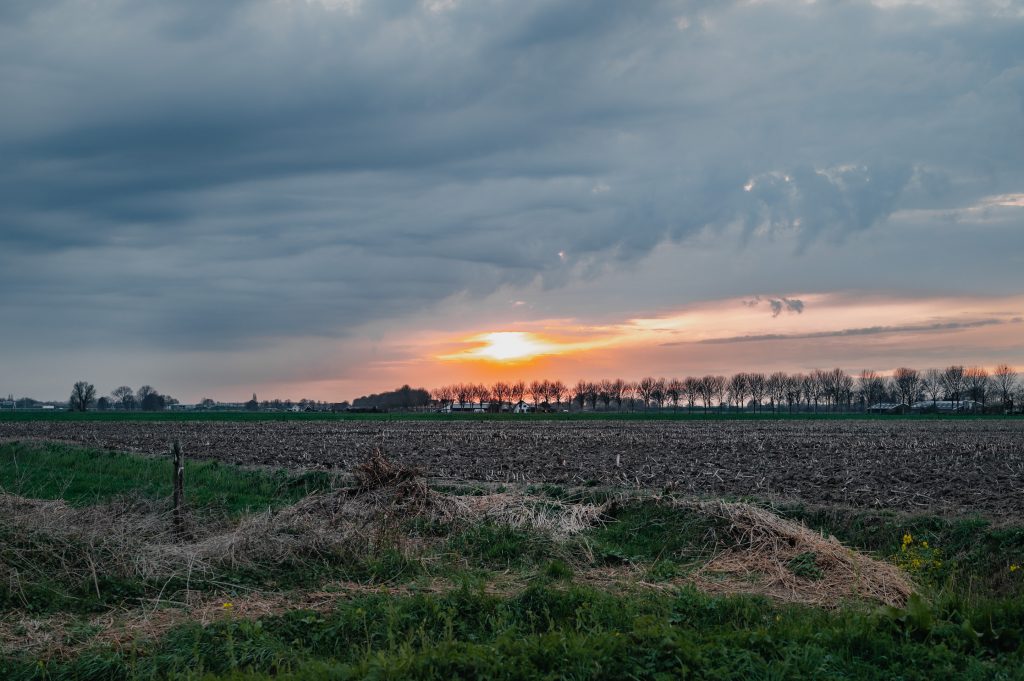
[188,454,608,569]
[0,493,182,585]
[184,456,446,569]
[681,500,913,608]
[448,493,607,538]
[0,453,609,590]
[0,456,913,610]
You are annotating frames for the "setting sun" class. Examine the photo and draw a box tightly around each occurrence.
[474,332,547,361]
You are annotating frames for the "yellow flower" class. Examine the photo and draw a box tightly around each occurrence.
[1011,564,1020,572]
[222,602,233,609]
[921,541,928,549]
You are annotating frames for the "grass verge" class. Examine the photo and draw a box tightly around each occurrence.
[0,441,334,513]
[1,444,1023,679]
[3,585,1023,680]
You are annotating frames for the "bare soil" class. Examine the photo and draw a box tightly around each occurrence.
[3,419,1022,517]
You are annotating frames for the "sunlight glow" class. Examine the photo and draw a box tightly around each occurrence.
[473,332,548,361]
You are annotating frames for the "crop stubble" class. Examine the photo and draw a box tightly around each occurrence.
[2,419,1022,517]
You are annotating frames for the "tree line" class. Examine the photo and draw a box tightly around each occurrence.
[352,385,431,410]
[68,382,179,412]
[430,364,1020,414]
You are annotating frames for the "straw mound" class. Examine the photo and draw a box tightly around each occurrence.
[447,493,607,538]
[189,462,608,569]
[682,500,913,608]
[0,493,182,582]
[0,457,911,609]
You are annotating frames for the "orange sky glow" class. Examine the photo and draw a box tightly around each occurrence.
[275,291,1024,399]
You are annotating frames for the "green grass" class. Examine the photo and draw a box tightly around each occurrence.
[3,585,1023,680]
[446,522,558,569]
[0,441,334,514]
[3,444,1024,678]
[778,504,1024,597]
[587,500,727,566]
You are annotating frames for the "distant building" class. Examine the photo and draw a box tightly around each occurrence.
[512,400,534,414]
[441,401,491,413]
[866,402,907,414]
[911,400,982,413]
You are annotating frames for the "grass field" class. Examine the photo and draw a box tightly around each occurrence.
[0,442,336,514]
[1,409,1017,423]
[1,443,1022,679]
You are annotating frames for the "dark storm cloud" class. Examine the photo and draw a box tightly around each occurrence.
[1,0,1023,353]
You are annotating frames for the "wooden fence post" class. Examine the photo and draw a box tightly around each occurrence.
[172,440,184,538]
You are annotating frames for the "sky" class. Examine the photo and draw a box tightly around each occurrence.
[1,0,1022,403]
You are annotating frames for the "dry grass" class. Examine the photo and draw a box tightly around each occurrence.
[0,456,606,597]
[1,455,913,630]
[681,500,914,608]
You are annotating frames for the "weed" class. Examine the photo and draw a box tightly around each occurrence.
[786,552,824,581]
[587,500,724,565]
[543,559,573,582]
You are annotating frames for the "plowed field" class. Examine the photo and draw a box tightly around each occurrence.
[3,419,1022,517]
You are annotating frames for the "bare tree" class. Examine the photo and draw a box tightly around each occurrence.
[432,385,455,411]
[942,365,965,412]
[857,370,883,411]
[830,368,853,412]
[710,375,727,413]
[767,372,787,415]
[800,373,817,412]
[747,372,767,414]
[666,379,683,412]
[608,379,626,411]
[992,364,1017,411]
[572,380,589,411]
[136,385,158,409]
[510,380,526,408]
[964,367,990,410]
[683,377,700,414]
[491,382,511,412]
[585,382,599,411]
[697,376,714,415]
[69,381,96,412]
[549,380,567,410]
[597,380,613,410]
[727,372,749,412]
[473,383,491,410]
[623,381,638,411]
[786,374,803,414]
[636,377,657,409]
[528,380,545,408]
[892,367,922,409]
[922,369,943,408]
[455,383,473,411]
[650,378,666,409]
[802,368,827,411]
[111,385,135,411]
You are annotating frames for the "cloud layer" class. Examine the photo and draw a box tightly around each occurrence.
[1,0,1023,398]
